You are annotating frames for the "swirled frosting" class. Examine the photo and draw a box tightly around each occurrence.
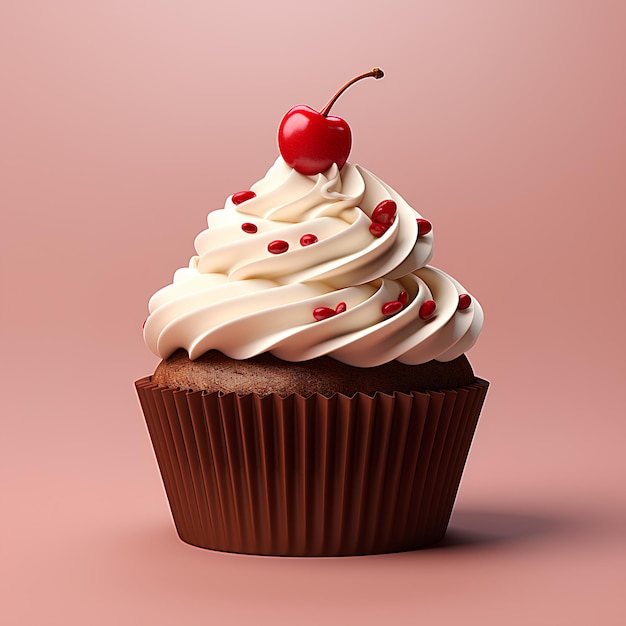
[144,157,483,366]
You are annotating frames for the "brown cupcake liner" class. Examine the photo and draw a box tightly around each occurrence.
[135,377,488,556]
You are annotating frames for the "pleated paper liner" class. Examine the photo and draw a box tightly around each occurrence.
[135,376,488,557]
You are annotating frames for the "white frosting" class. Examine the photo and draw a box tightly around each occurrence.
[144,157,483,366]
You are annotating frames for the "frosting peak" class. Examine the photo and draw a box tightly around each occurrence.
[144,157,483,366]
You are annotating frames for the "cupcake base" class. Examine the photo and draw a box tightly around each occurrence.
[135,377,488,557]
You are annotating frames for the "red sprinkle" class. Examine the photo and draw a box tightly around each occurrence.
[241,222,258,234]
[398,291,408,306]
[268,240,289,254]
[369,222,388,237]
[416,218,432,236]
[382,300,403,316]
[458,293,472,310]
[232,190,256,205]
[335,301,347,314]
[419,299,437,320]
[142,318,146,329]
[313,306,337,321]
[372,199,397,225]
[300,233,318,246]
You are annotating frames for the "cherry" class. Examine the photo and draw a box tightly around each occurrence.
[278,68,384,175]
[232,190,256,205]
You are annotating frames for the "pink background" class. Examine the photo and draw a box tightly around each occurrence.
[2,1,625,624]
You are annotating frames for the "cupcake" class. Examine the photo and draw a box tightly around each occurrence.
[136,69,488,556]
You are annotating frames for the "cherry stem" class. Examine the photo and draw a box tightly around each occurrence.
[320,68,384,117]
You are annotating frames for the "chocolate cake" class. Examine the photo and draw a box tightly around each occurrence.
[152,349,476,397]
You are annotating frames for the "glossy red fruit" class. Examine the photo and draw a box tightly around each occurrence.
[241,222,258,234]
[232,190,256,205]
[277,69,383,177]
[313,306,338,321]
[416,218,432,236]
[278,105,352,175]
[458,293,472,310]
[335,301,347,313]
[299,233,319,246]
[267,240,289,254]
[372,199,397,225]
[419,299,437,320]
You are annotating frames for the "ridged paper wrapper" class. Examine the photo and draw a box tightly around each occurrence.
[135,376,488,556]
